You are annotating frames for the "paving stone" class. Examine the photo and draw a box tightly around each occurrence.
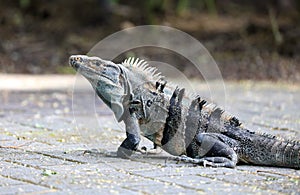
[68,187,137,195]
[125,181,202,194]
[1,79,300,194]
[0,175,23,186]
[0,184,53,195]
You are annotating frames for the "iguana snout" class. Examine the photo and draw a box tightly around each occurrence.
[69,55,85,70]
[69,55,122,83]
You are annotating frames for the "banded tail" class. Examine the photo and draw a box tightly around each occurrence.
[224,126,300,169]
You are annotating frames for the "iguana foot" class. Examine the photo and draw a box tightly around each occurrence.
[117,146,135,158]
[201,157,236,168]
[175,155,236,168]
[137,146,163,154]
[117,133,140,158]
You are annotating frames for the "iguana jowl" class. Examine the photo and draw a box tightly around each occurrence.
[69,55,300,169]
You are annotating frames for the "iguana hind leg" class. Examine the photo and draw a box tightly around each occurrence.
[187,133,238,168]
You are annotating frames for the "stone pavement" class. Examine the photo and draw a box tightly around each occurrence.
[0,74,299,194]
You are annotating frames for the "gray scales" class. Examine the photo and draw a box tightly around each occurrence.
[69,55,300,169]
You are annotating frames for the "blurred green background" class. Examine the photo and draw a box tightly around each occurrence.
[0,0,299,81]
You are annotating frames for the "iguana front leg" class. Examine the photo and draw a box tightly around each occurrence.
[117,112,141,158]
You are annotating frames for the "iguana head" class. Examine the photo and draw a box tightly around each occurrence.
[69,55,122,86]
[69,55,164,122]
[69,55,127,121]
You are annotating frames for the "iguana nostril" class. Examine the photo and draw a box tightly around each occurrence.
[69,57,79,69]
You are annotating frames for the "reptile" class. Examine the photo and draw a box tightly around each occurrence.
[69,55,300,169]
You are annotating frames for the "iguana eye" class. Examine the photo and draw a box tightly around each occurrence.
[75,57,83,62]
[146,100,153,107]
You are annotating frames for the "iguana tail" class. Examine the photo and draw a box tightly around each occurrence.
[224,127,300,169]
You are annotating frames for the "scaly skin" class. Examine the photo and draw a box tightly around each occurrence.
[69,55,300,169]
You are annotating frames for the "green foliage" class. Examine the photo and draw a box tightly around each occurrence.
[56,66,76,74]
[204,0,217,16]
[176,0,190,16]
[143,0,166,24]
[110,0,120,4]
[268,7,283,46]
[19,0,31,9]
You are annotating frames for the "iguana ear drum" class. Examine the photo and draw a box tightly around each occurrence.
[146,100,153,107]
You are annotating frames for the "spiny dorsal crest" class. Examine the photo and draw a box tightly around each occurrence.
[155,79,167,93]
[122,57,162,81]
[200,101,243,127]
[122,57,243,128]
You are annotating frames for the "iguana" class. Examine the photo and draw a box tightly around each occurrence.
[69,55,300,169]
